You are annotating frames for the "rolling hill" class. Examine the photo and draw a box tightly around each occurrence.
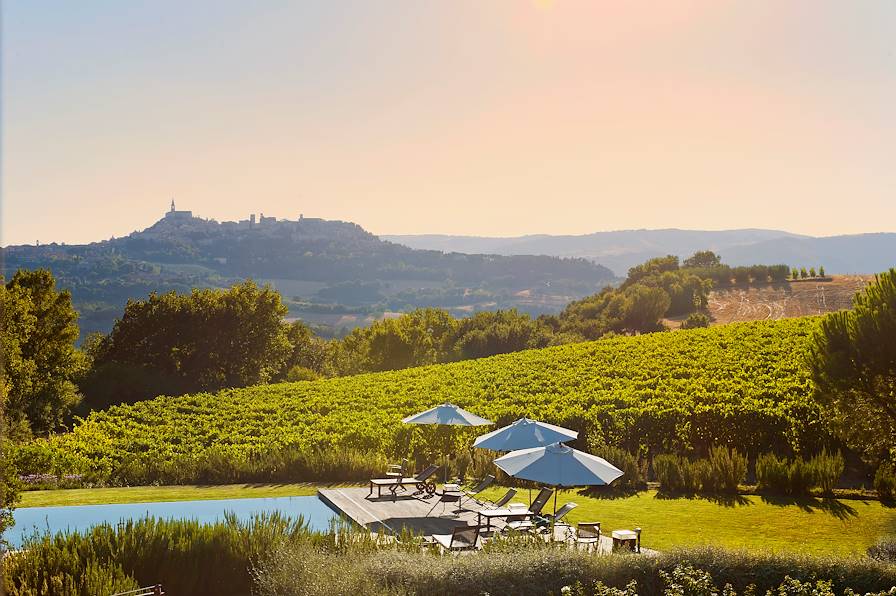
[33,317,823,485]
[384,229,896,276]
[1,210,617,338]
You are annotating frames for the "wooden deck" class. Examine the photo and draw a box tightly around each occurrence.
[317,487,654,554]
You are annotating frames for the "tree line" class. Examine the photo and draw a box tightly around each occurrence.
[0,251,840,441]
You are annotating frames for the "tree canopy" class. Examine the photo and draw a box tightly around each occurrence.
[1,269,83,437]
[83,281,291,406]
[809,269,896,461]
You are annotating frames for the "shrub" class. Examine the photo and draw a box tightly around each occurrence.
[875,463,896,500]
[810,267,817,278]
[868,538,896,563]
[255,542,896,596]
[4,559,138,596]
[654,455,685,493]
[654,455,702,494]
[787,458,816,496]
[2,513,316,596]
[756,453,790,493]
[819,266,826,277]
[756,452,841,496]
[809,450,843,495]
[681,313,710,330]
[590,444,645,490]
[706,447,748,493]
[285,365,320,382]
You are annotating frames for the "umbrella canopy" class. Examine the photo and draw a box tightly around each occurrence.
[494,442,623,488]
[494,442,624,517]
[473,418,578,451]
[402,403,493,426]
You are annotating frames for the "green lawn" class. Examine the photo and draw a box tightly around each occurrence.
[18,483,320,507]
[477,487,896,557]
[19,484,896,556]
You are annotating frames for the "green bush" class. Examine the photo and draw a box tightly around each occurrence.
[254,542,896,596]
[809,450,844,495]
[681,313,710,330]
[787,458,816,495]
[868,538,896,563]
[285,365,320,382]
[108,445,388,486]
[2,513,316,596]
[706,446,747,493]
[755,452,841,496]
[590,444,645,490]
[654,455,703,494]
[756,453,791,493]
[4,559,138,596]
[654,450,746,494]
[875,463,896,500]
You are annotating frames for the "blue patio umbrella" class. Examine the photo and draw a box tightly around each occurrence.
[402,403,493,482]
[402,403,493,427]
[473,418,578,451]
[494,442,623,515]
[474,418,578,504]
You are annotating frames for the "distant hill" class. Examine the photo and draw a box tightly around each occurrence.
[384,229,896,276]
[1,210,617,338]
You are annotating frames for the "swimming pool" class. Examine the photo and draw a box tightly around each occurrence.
[3,496,339,549]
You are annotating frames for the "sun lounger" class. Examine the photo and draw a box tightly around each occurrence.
[431,524,481,552]
[482,487,516,509]
[504,487,552,532]
[460,474,495,507]
[533,502,578,534]
[367,464,440,499]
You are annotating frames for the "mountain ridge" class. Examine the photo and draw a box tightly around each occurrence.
[1,210,618,338]
[383,229,895,275]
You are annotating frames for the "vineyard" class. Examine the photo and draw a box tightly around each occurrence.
[22,317,828,484]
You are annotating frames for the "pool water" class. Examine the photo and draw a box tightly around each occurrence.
[3,496,339,549]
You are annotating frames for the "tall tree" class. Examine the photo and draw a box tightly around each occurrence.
[1,270,83,437]
[85,281,290,404]
[451,309,552,360]
[683,250,722,269]
[809,269,896,461]
[277,320,334,379]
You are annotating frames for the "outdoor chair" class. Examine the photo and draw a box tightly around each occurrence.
[460,474,495,507]
[504,487,553,532]
[534,502,578,536]
[367,464,440,500]
[385,458,409,492]
[575,521,601,552]
[431,524,482,552]
[482,488,516,509]
[386,458,409,478]
[426,487,464,517]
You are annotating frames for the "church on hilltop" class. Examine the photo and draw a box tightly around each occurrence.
[164,199,193,220]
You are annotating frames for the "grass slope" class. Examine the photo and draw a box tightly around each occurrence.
[479,487,896,556]
[39,318,821,478]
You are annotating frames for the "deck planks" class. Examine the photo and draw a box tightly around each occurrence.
[318,487,655,555]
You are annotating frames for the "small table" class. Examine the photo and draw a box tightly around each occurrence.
[611,529,638,552]
[476,507,533,531]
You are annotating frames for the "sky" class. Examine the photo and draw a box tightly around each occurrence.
[3,1,895,246]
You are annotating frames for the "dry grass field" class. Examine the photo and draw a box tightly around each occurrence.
[666,275,872,328]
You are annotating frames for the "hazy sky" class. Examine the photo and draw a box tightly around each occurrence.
[3,1,895,246]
